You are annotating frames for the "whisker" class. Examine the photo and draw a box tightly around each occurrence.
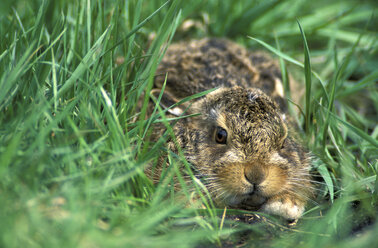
[290,178,330,186]
[286,181,327,193]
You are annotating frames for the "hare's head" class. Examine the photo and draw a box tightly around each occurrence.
[153,86,312,215]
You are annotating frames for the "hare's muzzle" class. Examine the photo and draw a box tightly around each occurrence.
[243,161,288,198]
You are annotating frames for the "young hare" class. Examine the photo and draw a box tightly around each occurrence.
[149,38,313,221]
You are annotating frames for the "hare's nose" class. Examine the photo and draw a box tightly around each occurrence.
[244,167,264,186]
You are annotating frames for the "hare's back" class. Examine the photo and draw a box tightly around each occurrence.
[155,38,285,108]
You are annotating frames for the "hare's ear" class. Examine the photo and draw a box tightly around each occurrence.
[150,89,184,116]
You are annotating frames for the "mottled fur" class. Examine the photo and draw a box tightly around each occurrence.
[149,38,313,220]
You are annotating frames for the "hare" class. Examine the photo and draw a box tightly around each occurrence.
[149,38,313,221]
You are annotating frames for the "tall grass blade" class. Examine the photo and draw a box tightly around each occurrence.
[297,20,312,135]
[247,36,329,102]
[57,26,110,97]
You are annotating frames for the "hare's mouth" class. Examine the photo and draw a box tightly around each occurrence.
[243,193,267,206]
[223,191,267,209]
[224,196,267,212]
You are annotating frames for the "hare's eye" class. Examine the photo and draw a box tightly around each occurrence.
[215,126,227,144]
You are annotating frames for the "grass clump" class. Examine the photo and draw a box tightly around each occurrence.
[0,0,377,247]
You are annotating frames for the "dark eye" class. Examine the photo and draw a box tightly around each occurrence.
[215,126,227,144]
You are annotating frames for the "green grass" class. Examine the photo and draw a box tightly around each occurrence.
[0,0,377,247]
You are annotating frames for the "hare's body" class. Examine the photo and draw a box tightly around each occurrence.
[151,38,313,220]
[155,38,287,111]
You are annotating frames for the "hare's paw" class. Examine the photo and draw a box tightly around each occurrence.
[261,198,304,220]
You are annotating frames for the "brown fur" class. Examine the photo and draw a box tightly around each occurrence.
[148,38,313,220]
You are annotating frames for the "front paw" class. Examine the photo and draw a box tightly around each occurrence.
[261,199,305,220]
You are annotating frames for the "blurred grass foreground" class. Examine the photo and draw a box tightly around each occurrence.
[0,0,377,247]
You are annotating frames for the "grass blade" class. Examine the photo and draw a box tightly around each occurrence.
[57,26,110,97]
[297,20,313,135]
[247,36,329,102]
